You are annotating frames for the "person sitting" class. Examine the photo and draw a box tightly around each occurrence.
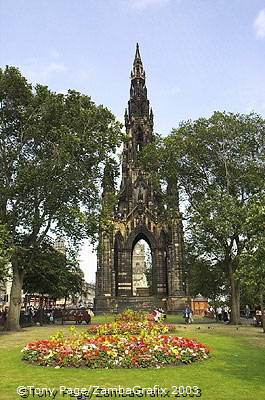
[159,308,166,320]
[153,309,161,322]
[255,309,262,326]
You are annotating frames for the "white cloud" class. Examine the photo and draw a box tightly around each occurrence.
[125,0,170,11]
[21,59,67,84]
[254,8,265,38]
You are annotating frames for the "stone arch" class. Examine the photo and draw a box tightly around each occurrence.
[129,230,155,296]
[119,226,165,296]
[124,225,158,251]
[131,237,152,296]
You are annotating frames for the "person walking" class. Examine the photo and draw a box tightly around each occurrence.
[183,307,192,324]
[216,306,222,322]
[188,307,193,324]
[255,309,262,326]
[49,311,54,324]
[245,305,250,319]
[223,305,229,322]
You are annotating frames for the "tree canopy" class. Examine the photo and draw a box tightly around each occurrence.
[0,66,123,330]
[142,111,265,324]
[22,240,84,301]
[237,194,265,331]
[185,244,227,302]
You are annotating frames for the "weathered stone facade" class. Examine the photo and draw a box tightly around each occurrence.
[94,44,189,313]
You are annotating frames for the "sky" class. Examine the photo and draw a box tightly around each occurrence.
[1,0,265,282]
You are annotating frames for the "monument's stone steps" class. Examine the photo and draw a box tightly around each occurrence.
[94,295,188,314]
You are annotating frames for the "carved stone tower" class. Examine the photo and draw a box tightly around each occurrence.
[94,44,189,313]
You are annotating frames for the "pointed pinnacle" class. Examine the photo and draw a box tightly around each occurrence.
[134,43,142,65]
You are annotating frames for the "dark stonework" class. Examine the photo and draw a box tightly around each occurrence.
[95,44,189,314]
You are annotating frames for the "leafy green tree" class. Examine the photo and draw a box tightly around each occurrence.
[185,244,227,301]
[237,194,265,332]
[142,111,265,324]
[22,241,84,302]
[239,285,265,312]
[0,66,123,330]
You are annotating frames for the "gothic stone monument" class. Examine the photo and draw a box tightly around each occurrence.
[94,44,189,314]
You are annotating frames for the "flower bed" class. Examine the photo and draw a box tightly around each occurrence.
[87,321,176,335]
[22,335,210,369]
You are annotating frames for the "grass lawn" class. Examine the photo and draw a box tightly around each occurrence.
[0,317,264,400]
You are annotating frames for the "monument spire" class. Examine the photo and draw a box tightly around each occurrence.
[131,43,145,80]
[127,43,150,121]
[134,43,141,62]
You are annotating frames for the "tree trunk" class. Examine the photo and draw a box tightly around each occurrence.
[260,292,265,334]
[228,262,241,325]
[5,263,24,331]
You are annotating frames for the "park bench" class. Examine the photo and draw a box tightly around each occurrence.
[61,308,91,325]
